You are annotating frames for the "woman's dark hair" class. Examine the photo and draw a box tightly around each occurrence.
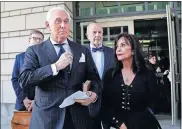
[113,33,147,76]
[148,51,157,59]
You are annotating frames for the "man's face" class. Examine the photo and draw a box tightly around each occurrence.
[29,33,44,45]
[86,24,103,48]
[46,10,70,43]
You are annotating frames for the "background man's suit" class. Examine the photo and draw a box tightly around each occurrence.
[11,53,26,111]
[19,38,102,129]
[86,45,115,81]
[11,52,35,111]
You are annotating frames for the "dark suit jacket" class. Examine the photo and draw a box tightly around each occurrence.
[11,52,26,110]
[11,52,36,111]
[86,45,115,81]
[19,38,102,129]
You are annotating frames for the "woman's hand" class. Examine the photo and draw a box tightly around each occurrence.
[120,123,127,129]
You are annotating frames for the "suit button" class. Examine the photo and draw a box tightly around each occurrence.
[122,106,125,108]
[122,102,125,104]
[113,117,115,120]
[121,84,124,86]
[116,120,118,123]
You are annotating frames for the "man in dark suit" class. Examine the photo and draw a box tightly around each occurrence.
[19,7,101,129]
[86,23,115,81]
[11,29,44,111]
[85,23,115,128]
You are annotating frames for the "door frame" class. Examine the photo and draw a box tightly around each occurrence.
[166,4,180,125]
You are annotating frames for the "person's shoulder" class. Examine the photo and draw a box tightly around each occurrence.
[104,45,113,50]
[17,52,25,56]
[16,52,25,58]
[68,39,90,51]
[28,40,47,51]
[103,45,114,52]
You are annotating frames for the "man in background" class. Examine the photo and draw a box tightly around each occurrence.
[11,29,44,111]
[86,22,115,129]
[86,22,115,81]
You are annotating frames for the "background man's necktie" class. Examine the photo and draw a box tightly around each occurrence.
[92,47,103,52]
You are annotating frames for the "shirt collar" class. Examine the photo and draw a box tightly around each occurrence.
[90,43,103,49]
[50,37,68,45]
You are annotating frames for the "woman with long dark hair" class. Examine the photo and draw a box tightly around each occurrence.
[100,33,161,129]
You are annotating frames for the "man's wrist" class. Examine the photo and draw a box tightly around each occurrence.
[51,63,59,76]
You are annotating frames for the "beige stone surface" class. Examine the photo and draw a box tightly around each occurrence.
[1,59,15,75]
[20,8,32,15]
[3,36,29,53]
[1,81,16,103]
[9,10,21,16]
[1,2,5,12]
[1,12,10,17]
[2,15,26,32]
[9,31,20,37]
[26,12,46,29]
[32,7,44,13]
[1,54,9,59]
[1,38,4,53]
[1,32,9,38]
[4,2,50,11]
[65,2,73,12]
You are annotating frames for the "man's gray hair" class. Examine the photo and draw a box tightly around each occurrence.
[46,7,71,22]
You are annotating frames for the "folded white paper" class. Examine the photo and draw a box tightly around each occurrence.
[59,91,89,108]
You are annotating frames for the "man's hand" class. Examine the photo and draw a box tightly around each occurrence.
[23,97,32,111]
[74,91,97,106]
[120,123,127,129]
[28,100,34,112]
[55,52,73,71]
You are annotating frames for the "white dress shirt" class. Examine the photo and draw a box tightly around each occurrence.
[90,43,104,79]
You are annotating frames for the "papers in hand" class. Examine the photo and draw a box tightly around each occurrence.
[59,91,89,108]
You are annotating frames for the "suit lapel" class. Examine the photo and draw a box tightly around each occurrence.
[103,46,110,77]
[86,45,99,75]
[68,39,81,73]
[41,39,58,63]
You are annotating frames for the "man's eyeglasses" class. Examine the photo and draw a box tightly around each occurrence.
[30,37,43,41]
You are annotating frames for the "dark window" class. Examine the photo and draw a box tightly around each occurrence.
[123,26,128,33]
[110,26,121,35]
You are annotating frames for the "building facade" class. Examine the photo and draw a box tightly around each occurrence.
[1,1,181,128]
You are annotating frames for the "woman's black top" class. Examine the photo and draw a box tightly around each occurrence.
[100,68,162,129]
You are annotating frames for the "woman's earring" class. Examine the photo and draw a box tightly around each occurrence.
[132,51,135,55]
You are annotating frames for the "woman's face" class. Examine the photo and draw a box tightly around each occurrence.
[116,37,133,61]
[149,56,156,64]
